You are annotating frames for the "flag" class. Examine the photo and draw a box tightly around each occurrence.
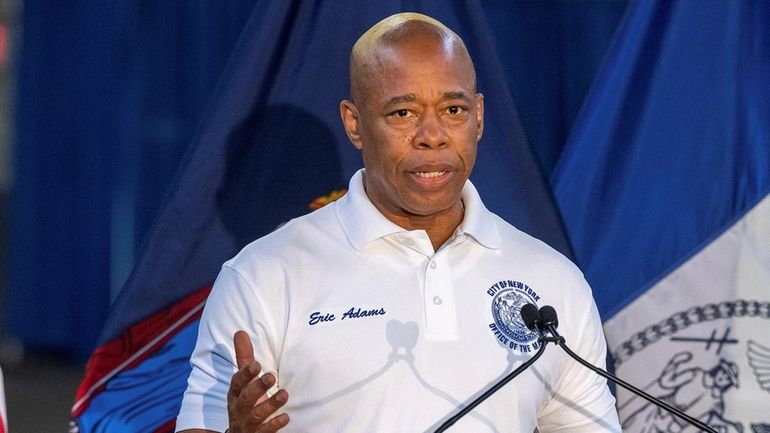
[70,1,571,431]
[552,1,770,431]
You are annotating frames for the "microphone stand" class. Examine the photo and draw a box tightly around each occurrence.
[434,333,554,432]
[540,319,718,433]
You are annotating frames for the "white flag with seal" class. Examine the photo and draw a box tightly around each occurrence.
[552,1,770,431]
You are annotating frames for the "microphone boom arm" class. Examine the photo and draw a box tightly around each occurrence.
[542,322,718,433]
[434,335,550,433]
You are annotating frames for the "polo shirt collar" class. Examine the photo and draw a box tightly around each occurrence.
[335,170,406,250]
[335,169,501,251]
[459,176,501,250]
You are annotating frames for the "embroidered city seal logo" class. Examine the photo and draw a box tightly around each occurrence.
[486,279,542,353]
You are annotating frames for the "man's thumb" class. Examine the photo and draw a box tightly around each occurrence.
[233,330,255,369]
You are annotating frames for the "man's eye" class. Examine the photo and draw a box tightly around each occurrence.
[447,106,464,115]
[394,109,409,118]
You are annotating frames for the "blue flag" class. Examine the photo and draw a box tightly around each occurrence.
[70,2,571,431]
[553,1,770,431]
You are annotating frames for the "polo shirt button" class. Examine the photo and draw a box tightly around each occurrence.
[430,261,437,269]
[433,295,443,305]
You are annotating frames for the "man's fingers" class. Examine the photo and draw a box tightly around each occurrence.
[246,390,290,432]
[234,330,256,369]
[256,412,290,433]
[229,330,260,399]
[241,372,276,402]
[227,331,289,431]
[229,361,262,399]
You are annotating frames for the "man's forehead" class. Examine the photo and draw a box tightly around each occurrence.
[372,42,475,83]
[360,46,476,109]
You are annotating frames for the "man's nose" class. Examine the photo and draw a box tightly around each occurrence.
[413,111,448,149]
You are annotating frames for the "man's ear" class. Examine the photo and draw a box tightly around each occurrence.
[340,100,364,150]
[475,92,485,142]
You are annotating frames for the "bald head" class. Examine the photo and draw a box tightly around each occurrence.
[349,13,476,105]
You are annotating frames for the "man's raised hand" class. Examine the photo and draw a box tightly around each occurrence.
[226,330,289,433]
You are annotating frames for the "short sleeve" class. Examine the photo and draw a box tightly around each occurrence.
[175,265,280,432]
[537,283,621,432]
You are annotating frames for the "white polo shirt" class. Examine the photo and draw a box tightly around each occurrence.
[176,169,620,432]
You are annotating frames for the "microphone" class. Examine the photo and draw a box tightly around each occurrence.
[539,305,558,330]
[537,305,564,345]
[536,305,717,433]
[434,304,549,432]
[520,303,542,332]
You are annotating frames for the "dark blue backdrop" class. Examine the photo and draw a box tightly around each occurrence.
[10,1,628,360]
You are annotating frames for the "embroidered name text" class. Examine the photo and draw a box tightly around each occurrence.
[342,307,386,320]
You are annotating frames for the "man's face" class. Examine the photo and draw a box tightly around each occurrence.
[342,37,484,221]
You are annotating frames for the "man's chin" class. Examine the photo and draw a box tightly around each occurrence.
[401,198,463,219]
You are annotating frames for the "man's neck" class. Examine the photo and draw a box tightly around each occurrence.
[378,201,465,252]
[360,172,467,251]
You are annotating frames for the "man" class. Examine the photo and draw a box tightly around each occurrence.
[177,12,620,433]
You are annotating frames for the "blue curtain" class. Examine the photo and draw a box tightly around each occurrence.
[11,1,258,358]
[10,0,628,360]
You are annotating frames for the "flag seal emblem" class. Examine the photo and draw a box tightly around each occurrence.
[486,280,541,352]
[614,299,770,433]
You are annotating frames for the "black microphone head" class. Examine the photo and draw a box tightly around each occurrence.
[520,303,541,331]
[539,305,559,329]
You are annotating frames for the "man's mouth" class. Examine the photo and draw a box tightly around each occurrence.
[407,169,454,190]
[414,171,447,178]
